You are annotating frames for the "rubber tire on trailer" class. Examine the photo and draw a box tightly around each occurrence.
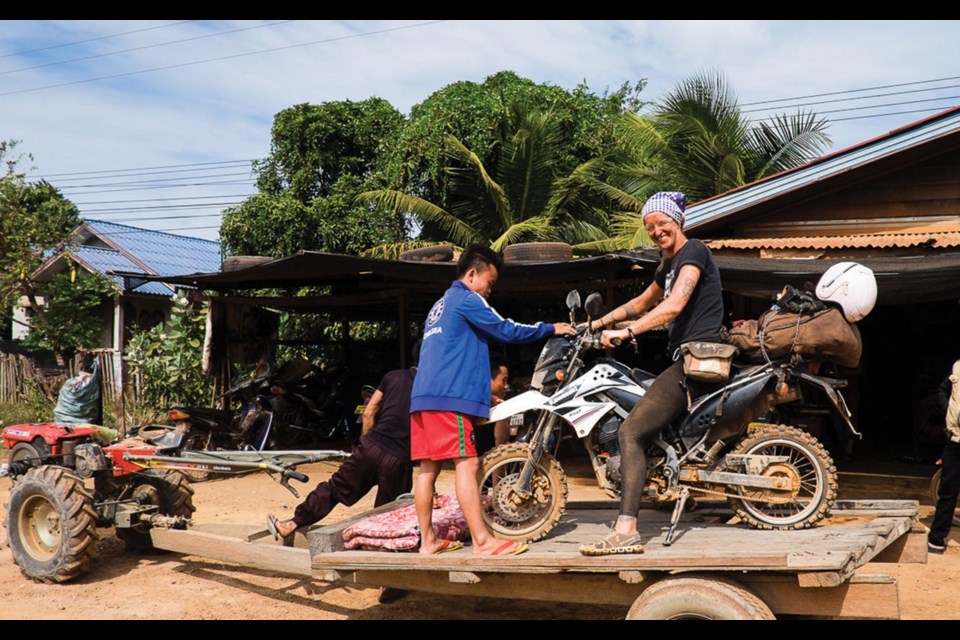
[728,424,838,530]
[478,442,568,543]
[8,439,52,481]
[221,255,272,272]
[626,574,775,620]
[5,465,99,584]
[115,469,196,553]
[502,242,573,263]
[399,244,454,262]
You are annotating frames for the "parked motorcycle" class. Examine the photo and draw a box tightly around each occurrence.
[480,291,856,544]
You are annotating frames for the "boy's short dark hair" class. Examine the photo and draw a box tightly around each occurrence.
[411,338,422,365]
[457,245,503,278]
[490,356,509,378]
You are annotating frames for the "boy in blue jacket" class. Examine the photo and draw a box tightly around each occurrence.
[411,245,575,555]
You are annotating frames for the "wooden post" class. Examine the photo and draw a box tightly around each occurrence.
[113,303,126,435]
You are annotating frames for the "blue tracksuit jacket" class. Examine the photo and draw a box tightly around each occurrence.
[411,280,554,418]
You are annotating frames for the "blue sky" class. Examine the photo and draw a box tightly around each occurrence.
[2,20,959,242]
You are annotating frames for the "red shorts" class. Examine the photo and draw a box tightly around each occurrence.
[410,411,477,461]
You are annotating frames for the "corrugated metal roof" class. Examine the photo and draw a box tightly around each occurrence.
[84,220,222,277]
[706,231,960,251]
[71,246,175,296]
[685,106,960,231]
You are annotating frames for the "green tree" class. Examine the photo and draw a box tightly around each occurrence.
[124,291,211,418]
[0,140,82,307]
[21,268,117,362]
[220,99,408,258]
[364,105,624,252]
[381,70,647,214]
[600,70,832,248]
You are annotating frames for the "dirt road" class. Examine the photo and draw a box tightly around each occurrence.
[1,459,958,620]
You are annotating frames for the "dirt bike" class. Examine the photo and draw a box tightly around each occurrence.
[479,290,857,544]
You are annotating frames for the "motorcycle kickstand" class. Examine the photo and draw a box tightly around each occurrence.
[663,486,690,547]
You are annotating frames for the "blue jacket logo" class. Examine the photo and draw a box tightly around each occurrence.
[427,299,445,326]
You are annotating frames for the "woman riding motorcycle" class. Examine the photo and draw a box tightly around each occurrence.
[580,191,725,556]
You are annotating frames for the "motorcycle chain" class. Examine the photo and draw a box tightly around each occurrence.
[681,483,791,504]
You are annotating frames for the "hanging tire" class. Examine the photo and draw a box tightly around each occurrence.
[399,244,454,262]
[728,424,837,530]
[6,465,100,583]
[115,469,195,553]
[478,442,568,542]
[626,575,775,620]
[502,242,573,263]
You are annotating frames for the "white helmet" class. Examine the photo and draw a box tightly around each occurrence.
[815,262,877,322]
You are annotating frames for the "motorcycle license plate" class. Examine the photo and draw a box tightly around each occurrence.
[509,414,524,426]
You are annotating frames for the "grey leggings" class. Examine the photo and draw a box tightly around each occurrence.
[617,359,689,519]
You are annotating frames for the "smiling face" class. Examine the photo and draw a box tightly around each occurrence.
[643,211,685,256]
[464,263,499,299]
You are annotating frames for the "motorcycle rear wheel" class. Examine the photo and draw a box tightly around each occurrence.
[478,442,568,543]
[728,424,837,530]
[929,467,960,526]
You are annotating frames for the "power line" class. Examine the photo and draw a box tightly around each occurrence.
[72,194,253,205]
[742,83,960,114]
[0,21,197,60]
[43,164,254,183]
[53,171,254,189]
[741,75,960,106]
[81,211,228,220]
[57,180,255,195]
[80,203,239,213]
[31,158,253,179]
[1,20,297,76]
[1,20,449,98]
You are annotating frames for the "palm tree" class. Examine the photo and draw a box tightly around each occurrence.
[604,70,832,248]
[359,106,616,256]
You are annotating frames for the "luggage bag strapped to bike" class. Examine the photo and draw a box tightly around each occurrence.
[680,342,738,383]
[723,306,862,368]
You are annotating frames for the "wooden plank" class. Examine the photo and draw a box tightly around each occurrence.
[797,572,844,588]
[870,524,929,564]
[743,573,899,619]
[325,569,646,606]
[308,496,415,556]
[150,528,312,578]
[831,498,921,516]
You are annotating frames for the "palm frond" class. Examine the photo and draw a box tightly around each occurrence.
[444,135,512,230]
[749,111,832,178]
[489,217,553,252]
[357,189,481,247]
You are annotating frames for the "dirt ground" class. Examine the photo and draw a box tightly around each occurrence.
[1,453,959,620]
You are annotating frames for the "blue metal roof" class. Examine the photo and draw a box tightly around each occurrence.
[72,246,174,296]
[685,106,960,231]
[84,220,222,277]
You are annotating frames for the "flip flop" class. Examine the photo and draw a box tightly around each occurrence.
[432,539,464,554]
[266,514,281,541]
[490,540,528,556]
[579,531,644,556]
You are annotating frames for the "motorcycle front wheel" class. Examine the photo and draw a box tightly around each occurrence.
[728,424,838,530]
[478,442,568,543]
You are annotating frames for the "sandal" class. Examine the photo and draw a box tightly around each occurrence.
[579,530,644,556]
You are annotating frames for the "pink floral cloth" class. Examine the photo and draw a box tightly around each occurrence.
[342,494,469,551]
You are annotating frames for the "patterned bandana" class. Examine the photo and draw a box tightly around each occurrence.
[641,191,687,228]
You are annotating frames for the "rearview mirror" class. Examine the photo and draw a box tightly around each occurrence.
[565,290,581,312]
[584,293,603,320]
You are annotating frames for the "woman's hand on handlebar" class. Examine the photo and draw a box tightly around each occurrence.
[600,329,629,349]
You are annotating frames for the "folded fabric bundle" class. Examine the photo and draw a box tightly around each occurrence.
[342,494,469,551]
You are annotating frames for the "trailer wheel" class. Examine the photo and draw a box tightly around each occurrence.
[116,469,195,553]
[626,575,775,620]
[929,467,960,526]
[6,465,100,583]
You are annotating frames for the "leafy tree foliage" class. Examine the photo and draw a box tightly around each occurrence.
[220,99,408,257]
[21,269,116,362]
[124,291,212,415]
[0,140,81,307]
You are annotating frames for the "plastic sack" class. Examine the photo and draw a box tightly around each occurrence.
[53,360,102,424]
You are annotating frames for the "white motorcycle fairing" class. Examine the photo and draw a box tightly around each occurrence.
[488,390,549,422]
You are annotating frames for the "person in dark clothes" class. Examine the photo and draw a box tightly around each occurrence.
[929,358,960,554]
[267,340,421,543]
